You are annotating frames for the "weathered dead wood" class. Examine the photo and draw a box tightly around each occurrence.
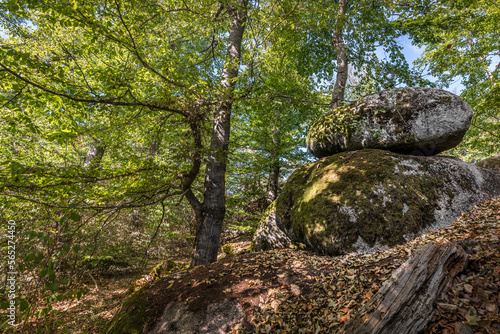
[340,243,468,334]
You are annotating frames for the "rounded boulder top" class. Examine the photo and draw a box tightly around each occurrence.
[307,87,473,158]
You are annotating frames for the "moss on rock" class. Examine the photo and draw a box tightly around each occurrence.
[252,200,293,252]
[307,88,473,158]
[306,106,356,159]
[476,155,500,172]
[106,284,152,334]
[255,149,500,255]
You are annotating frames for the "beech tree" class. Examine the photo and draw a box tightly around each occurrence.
[0,0,253,266]
[0,0,437,272]
[189,0,248,266]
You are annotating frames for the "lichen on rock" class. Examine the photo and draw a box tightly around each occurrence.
[254,149,500,255]
[307,87,473,158]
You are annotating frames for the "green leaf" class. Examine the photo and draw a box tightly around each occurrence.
[19,300,29,312]
[25,253,37,262]
[48,270,56,281]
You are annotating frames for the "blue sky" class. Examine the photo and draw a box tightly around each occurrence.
[393,35,465,94]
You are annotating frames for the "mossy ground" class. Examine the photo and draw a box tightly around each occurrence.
[276,149,445,255]
[106,260,190,333]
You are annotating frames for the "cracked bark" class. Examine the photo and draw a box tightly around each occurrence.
[340,243,468,334]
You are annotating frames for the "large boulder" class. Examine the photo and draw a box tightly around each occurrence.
[307,87,473,158]
[253,149,500,255]
[476,154,500,172]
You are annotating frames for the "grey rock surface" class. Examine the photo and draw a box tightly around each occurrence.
[253,149,500,256]
[307,87,473,158]
[253,203,292,252]
[149,299,244,334]
[476,154,500,172]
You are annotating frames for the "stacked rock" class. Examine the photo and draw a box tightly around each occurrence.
[253,87,500,255]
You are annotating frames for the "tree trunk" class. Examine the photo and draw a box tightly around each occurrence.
[148,139,160,157]
[83,139,105,183]
[191,1,248,267]
[267,122,281,204]
[340,243,468,334]
[331,0,349,110]
[83,139,105,171]
[267,163,280,205]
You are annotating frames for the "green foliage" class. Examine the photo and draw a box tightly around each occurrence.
[400,0,500,161]
[221,244,234,257]
[0,0,497,330]
[289,0,433,95]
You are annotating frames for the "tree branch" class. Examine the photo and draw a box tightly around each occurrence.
[0,63,186,116]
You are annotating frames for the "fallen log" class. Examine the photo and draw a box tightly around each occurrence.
[340,243,468,334]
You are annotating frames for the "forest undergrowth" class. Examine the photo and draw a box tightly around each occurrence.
[2,197,499,333]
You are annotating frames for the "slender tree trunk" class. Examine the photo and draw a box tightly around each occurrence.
[148,139,160,157]
[132,137,161,229]
[267,163,280,204]
[267,122,281,204]
[83,139,105,171]
[191,1,248,266]
[83,139,105,183]
[331,0,349,109]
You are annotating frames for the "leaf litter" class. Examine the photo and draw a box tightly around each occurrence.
[29,197,499,333]
[132,197,500,333]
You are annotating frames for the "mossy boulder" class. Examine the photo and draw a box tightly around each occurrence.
[307,87,472,158]
[476,155,500,172]
[253,149,500,255]
[106,285,244,334]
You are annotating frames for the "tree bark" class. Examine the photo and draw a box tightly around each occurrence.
[340,243,468,334]
[83,139,105,171]
[267,122,281,205]
[331,0,349,110]
[148,139,160,157]
[83,139,106,184]
[191,1,248,267]
[267,163,280,205]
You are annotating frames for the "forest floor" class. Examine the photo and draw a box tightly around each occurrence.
[8,197,500,333]
[17,266,154,334]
